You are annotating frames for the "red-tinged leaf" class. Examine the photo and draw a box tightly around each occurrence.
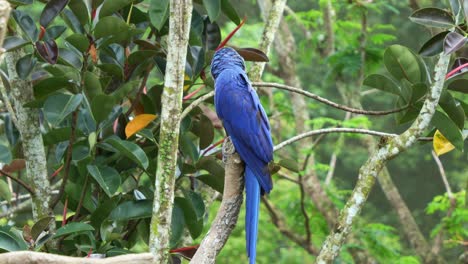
[419,31,449,57]
[89,43,98,64]
[2,159,26,173]
[170,245,199,260]
[237,47,269,62]
[36,40,59,64]
[40,0,70,28]
[444,32,467,55]
[409,8,455,28]
[216,16,245,50]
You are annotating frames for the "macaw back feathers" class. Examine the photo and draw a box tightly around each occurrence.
[212,47,274,264]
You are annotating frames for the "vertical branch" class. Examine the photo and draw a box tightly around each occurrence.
[249,0,287,81]
[149,0,192,262]
[322,0,335,57]
[1,2,55,234]
[315,52,450,262]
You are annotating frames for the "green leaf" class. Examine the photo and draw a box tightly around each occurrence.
[409,8,455,28]
[68,0,90,26]
[84,71,103,100]
[90,197,120,228]
[105,136,149,169]
[58,48,82,68]
[97,64,124,80]
[203,0,221,22]
[44,93,83,126]
[419,31,449,57]
[45,25,67,40]
[40,0,69,28]
[0,179,11,202]
[196,174,223,193]
[16,54,36,80]
[196,156,225,178]
[3,36,30,51]
[199,115,214,149]
[0,144,12,164]
[278,159,300,172]
[9,0,33,5]
[90,94,116,123]
[184,190,205,220]
[87,165,121,197]
[439,90,465,129]
[33,76,73,99]
[108,200,152,221]
[447,78,468,93]
[111,81,137,101]
[432,111,464,150]
[31,217,54,241]
[363,74,401,95]
[127,50,158,65]
[99,0,133,18]
[12,10,38,41]
[149,0,169,31]
[52,222,95,239]
[444,32,467,55]
[221,0,240,24]
[383,45,421,84]
[94,17,130,40]
[170,201,185,248]
[66,34,90,53]
[175,197,203,239]
[0,228,28,252]
[43,127,73,145]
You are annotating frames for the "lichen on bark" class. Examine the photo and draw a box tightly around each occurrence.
[148,0,192,263]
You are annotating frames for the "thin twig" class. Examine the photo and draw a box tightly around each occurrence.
[51,110,78,208]
[431,151,453,198]
[298,173,312,244]
[253,82,408,115]
[125,66,152,117]
[274,128,397,152]
[0,169,35,195]
[180,91,214,119]
[262,197,318,255]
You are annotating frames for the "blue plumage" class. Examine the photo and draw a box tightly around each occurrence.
[211,47,274,264]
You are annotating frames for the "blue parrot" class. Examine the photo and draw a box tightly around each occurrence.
[211,47,274,264]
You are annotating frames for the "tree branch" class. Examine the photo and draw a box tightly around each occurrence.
[315,51,451,262]
[190,139,244,264]
[0,169,35,195]
[0,251,154,264]
[149,1,192,263]
[180,91,214,120]
[274,127,400,151]
[253,82,407,115]
[262,197,318,255]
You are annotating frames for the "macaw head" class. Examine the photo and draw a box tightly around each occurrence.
[210,47,246,80]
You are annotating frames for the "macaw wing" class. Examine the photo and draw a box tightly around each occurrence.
[215,69,273,192]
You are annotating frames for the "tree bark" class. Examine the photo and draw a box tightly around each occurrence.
[190,140,244,264]
[0,252,153,264]
[149,1,192,262]
[1,0,54,233]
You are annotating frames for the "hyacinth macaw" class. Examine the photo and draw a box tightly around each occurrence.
[211,47,273,264]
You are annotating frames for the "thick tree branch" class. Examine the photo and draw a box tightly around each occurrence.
[149,1,192,263]
[249,0,287,81]
[0,252,153,264]
[315,52,451,262]
[190,140,244,264]
[2,20,54,235]
[253,82,407,115]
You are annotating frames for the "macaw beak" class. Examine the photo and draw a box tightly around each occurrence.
[236,48,269,62]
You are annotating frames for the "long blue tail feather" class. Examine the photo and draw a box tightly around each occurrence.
[245,167,260,264]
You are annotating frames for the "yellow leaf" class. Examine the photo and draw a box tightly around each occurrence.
[125,114,157,139]
[433,130,455,156]
[184,74,191,91]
